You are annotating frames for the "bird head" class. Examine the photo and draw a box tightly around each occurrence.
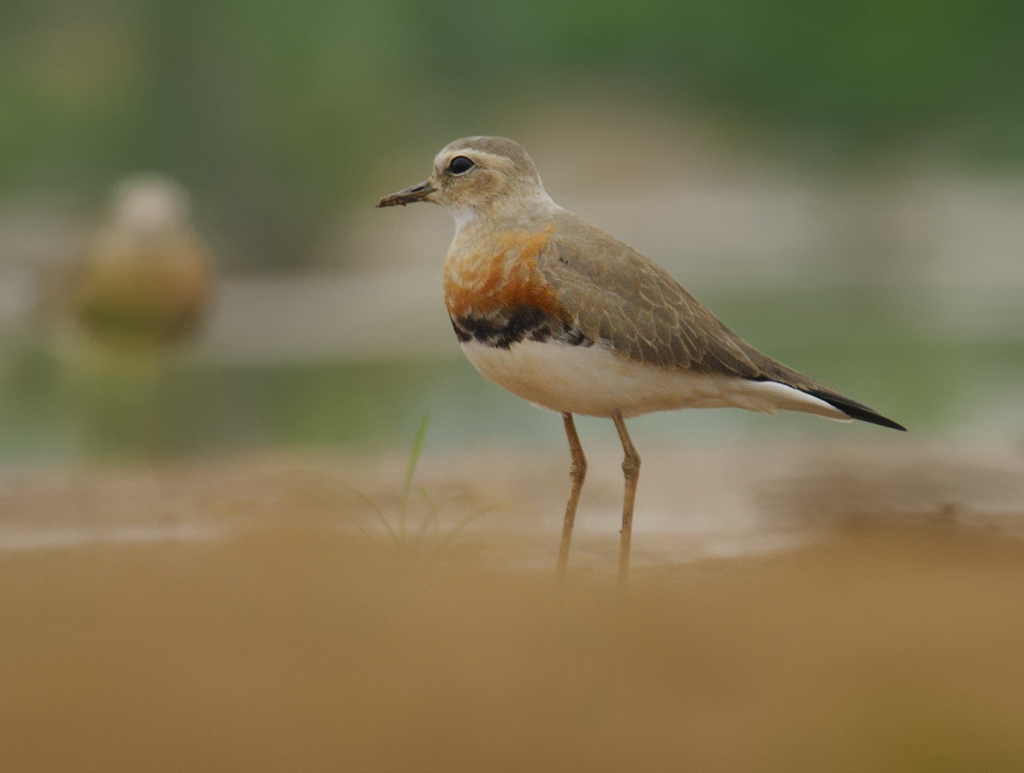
[110,175,192,235]
[377,136,555,227]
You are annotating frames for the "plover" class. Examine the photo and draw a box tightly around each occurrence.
[379,136,905,582]
[68,175,214,352]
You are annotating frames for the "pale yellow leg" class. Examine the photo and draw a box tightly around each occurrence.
[557,412,587,577]
[612,412,641,585]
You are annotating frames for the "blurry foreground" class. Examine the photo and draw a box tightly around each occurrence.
[2,444,1024,772]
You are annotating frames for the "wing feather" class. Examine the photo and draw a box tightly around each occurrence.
[536,211,905,430]
[537,212,796,380]
[535,211,906,430]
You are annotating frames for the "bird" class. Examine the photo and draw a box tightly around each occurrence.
[67,175,215,356]
[41,175,216,459]
[378,136,905,583]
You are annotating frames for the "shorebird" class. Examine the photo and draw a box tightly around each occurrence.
[67,175,215,354]
[378,136,905,582]
[38,176,216,458]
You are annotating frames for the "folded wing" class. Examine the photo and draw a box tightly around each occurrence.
[537,211,905,431]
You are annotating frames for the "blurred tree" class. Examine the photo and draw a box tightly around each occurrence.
[2,0,1024,269]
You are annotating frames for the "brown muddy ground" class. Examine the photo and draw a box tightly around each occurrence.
[1,441,1023,772]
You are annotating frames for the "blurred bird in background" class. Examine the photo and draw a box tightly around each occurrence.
[44,175,216,458]
[69,175,214,356]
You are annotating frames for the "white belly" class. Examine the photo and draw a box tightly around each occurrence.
[462,339,849,421]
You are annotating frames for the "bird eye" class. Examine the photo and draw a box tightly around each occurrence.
[448,156,475,175]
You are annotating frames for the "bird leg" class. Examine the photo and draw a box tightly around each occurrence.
[611,412,641,585]
[557,412,587,577]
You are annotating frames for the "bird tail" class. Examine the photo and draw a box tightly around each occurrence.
[803,387,906,431]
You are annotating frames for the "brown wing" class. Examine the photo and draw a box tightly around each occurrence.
[537,211,905,430]
[537,212,809,381]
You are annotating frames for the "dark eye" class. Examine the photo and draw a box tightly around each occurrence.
[448,156,475,175]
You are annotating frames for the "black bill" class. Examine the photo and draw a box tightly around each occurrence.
[377,181,436,208]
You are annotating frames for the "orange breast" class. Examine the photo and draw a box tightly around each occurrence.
[443,225,563,320]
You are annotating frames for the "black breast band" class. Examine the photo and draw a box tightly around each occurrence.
[451,306,592,349]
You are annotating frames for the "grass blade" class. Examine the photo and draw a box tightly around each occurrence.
[430,503,501,564]
[399,414,430,541]
[411,486,440,551]
[291,484,399,545]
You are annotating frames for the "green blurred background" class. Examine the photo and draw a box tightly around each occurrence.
[2,0,1024,460]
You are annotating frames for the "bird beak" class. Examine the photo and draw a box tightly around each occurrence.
[377,181,436,208]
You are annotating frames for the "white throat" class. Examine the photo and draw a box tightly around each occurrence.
[451,206,479,231]
[448,189,561,235]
